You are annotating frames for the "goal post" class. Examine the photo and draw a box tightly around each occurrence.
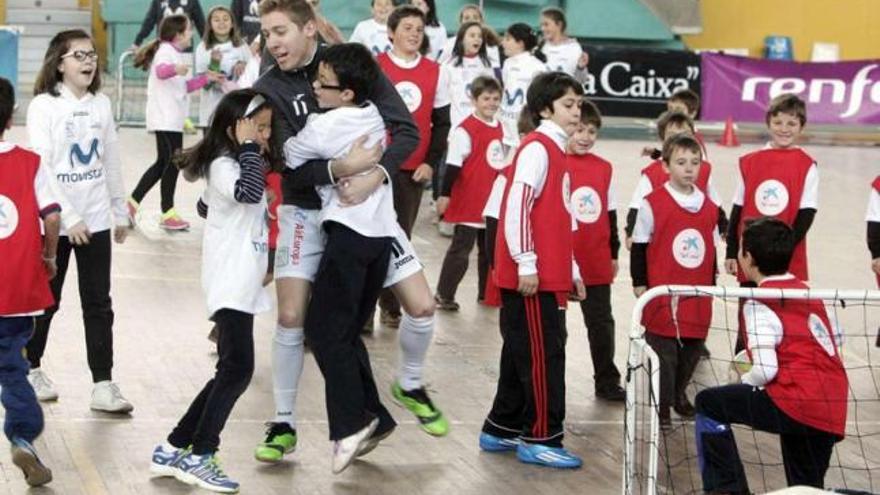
[623,285,880,495]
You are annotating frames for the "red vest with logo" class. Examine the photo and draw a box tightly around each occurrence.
[749,277,848,437]
[874,176,880,287]
[737,148,813,282]
[0,147,55,315]
[377,53,439,172]
[569,153,614,286]
[444,116,505,224]
[642,159,711,193]
[642,187,717,339]
[495,132,573,292]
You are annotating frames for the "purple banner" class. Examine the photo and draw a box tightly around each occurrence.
[701,52,880,125]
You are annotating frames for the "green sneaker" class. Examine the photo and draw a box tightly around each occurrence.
[391,382,449,437]
[254,422,297,463]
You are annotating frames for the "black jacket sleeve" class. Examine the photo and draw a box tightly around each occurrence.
[717,206,729,239]
[631,242,648,287]
[869,221,880,259]
[134,0,160,45]
[792,208,817,244]
[286,158,333,187]
[625,207,638,237]
[726,204,742,260]
[609,210,621,260]
[230,0,243,27]
[425,105,451,168]
[440,164,460,197]
[371,72,420,180]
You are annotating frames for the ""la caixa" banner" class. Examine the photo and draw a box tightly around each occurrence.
[701,52,880,125]
[580,45,701,119]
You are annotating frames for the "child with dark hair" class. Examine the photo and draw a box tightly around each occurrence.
[631,134,720,429]
[150,89,275,492]
[26,29,133,412]
[195,6,251,128]
[667,88,707,158]
[349,0,394,55]
[435,76,504,309]
[411,0,447,60]
[132,0,206,51]
[0,76,60,488]
[499,22,546,149]
[567,100,625,401]
[537,7,588,79]
[480,72,586,469]
[626,111,725,248]
[445,21,499,129]
[695,217,847,493]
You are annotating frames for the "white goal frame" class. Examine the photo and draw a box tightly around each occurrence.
[623,284,880,495]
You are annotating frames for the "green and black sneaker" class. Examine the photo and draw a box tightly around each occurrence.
[391,382,449,437]
[254,422,297,463]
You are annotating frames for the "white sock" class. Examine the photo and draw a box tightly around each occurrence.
[397,313,434,391]
[272,325,304,427]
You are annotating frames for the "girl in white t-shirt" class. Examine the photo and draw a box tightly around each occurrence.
[437,4,501,68]
[129,14,222,231]
[195,6,251,128]
[412,0,446,60]
[499,23,546,148]
[151,89,275,492]
[537,7,589,79]
[25,29,133,413]
[444,21,499,129]
[349,0,394,55]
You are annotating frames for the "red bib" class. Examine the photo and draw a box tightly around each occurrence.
[737,148,814,281]
[641,187,718,339]
[377,54,440,172]
[748,277,848,437]
[495,132,573,292]
[0,147,55,314]
[569,153,614,285]
[444,116,505,224]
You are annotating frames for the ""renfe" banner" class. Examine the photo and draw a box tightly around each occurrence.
[701,52,880,125]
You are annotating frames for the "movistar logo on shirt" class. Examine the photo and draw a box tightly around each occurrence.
[69,138,100,167]
[504,88,524,106]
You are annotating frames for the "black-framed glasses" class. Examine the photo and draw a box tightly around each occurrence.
[62,50,98,62]
[314,80,343,91]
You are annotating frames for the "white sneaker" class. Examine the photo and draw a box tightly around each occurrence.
[27,369,58,402]
[331,418,378,474]
[90,381,133,414]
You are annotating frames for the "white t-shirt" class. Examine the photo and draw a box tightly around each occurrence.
[349,18,392,55]
[26,85,127,235]
[424,23,447,61]
[445,55,496,129]
[202,155,272,317]
[146,42,189,132]
[541,38,584,76]
[867,183,880,222]
[195,40,252,126]
[283,103,397,238]
[632,182,721,246]
[500,52,546,147]
[438,36,501,68]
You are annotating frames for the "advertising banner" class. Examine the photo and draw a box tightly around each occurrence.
[701,52,880,125]
[581,45,701,119]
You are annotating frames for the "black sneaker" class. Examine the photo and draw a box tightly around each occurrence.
[434,295,460,311]
[380,309,401,329]
[596,385,626,402]
[674,396,696,418]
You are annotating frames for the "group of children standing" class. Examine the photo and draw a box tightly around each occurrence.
[1,0,878,493]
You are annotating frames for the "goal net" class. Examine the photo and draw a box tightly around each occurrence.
[623,285,880,495]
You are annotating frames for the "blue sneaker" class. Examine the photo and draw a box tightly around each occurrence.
[175,453,240,493]
[479,432,520,452]
[516,442,583,469]
[150,443,189,477]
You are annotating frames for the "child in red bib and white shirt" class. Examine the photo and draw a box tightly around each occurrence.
[696,218,847,493]
[567,100,624,401]
[631,134,719,429]
[435,76,504,309]
[0,77,60,487]
[480,72,585,469]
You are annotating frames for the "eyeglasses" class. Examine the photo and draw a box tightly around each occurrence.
[62,50,99,62]
[314,80,343,91]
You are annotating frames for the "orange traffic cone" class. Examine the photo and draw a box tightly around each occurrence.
[719,116,740,147]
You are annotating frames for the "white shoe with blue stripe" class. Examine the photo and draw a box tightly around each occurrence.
[174,453,240,493]
[516,442,583,469]
[150,444,189,477]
